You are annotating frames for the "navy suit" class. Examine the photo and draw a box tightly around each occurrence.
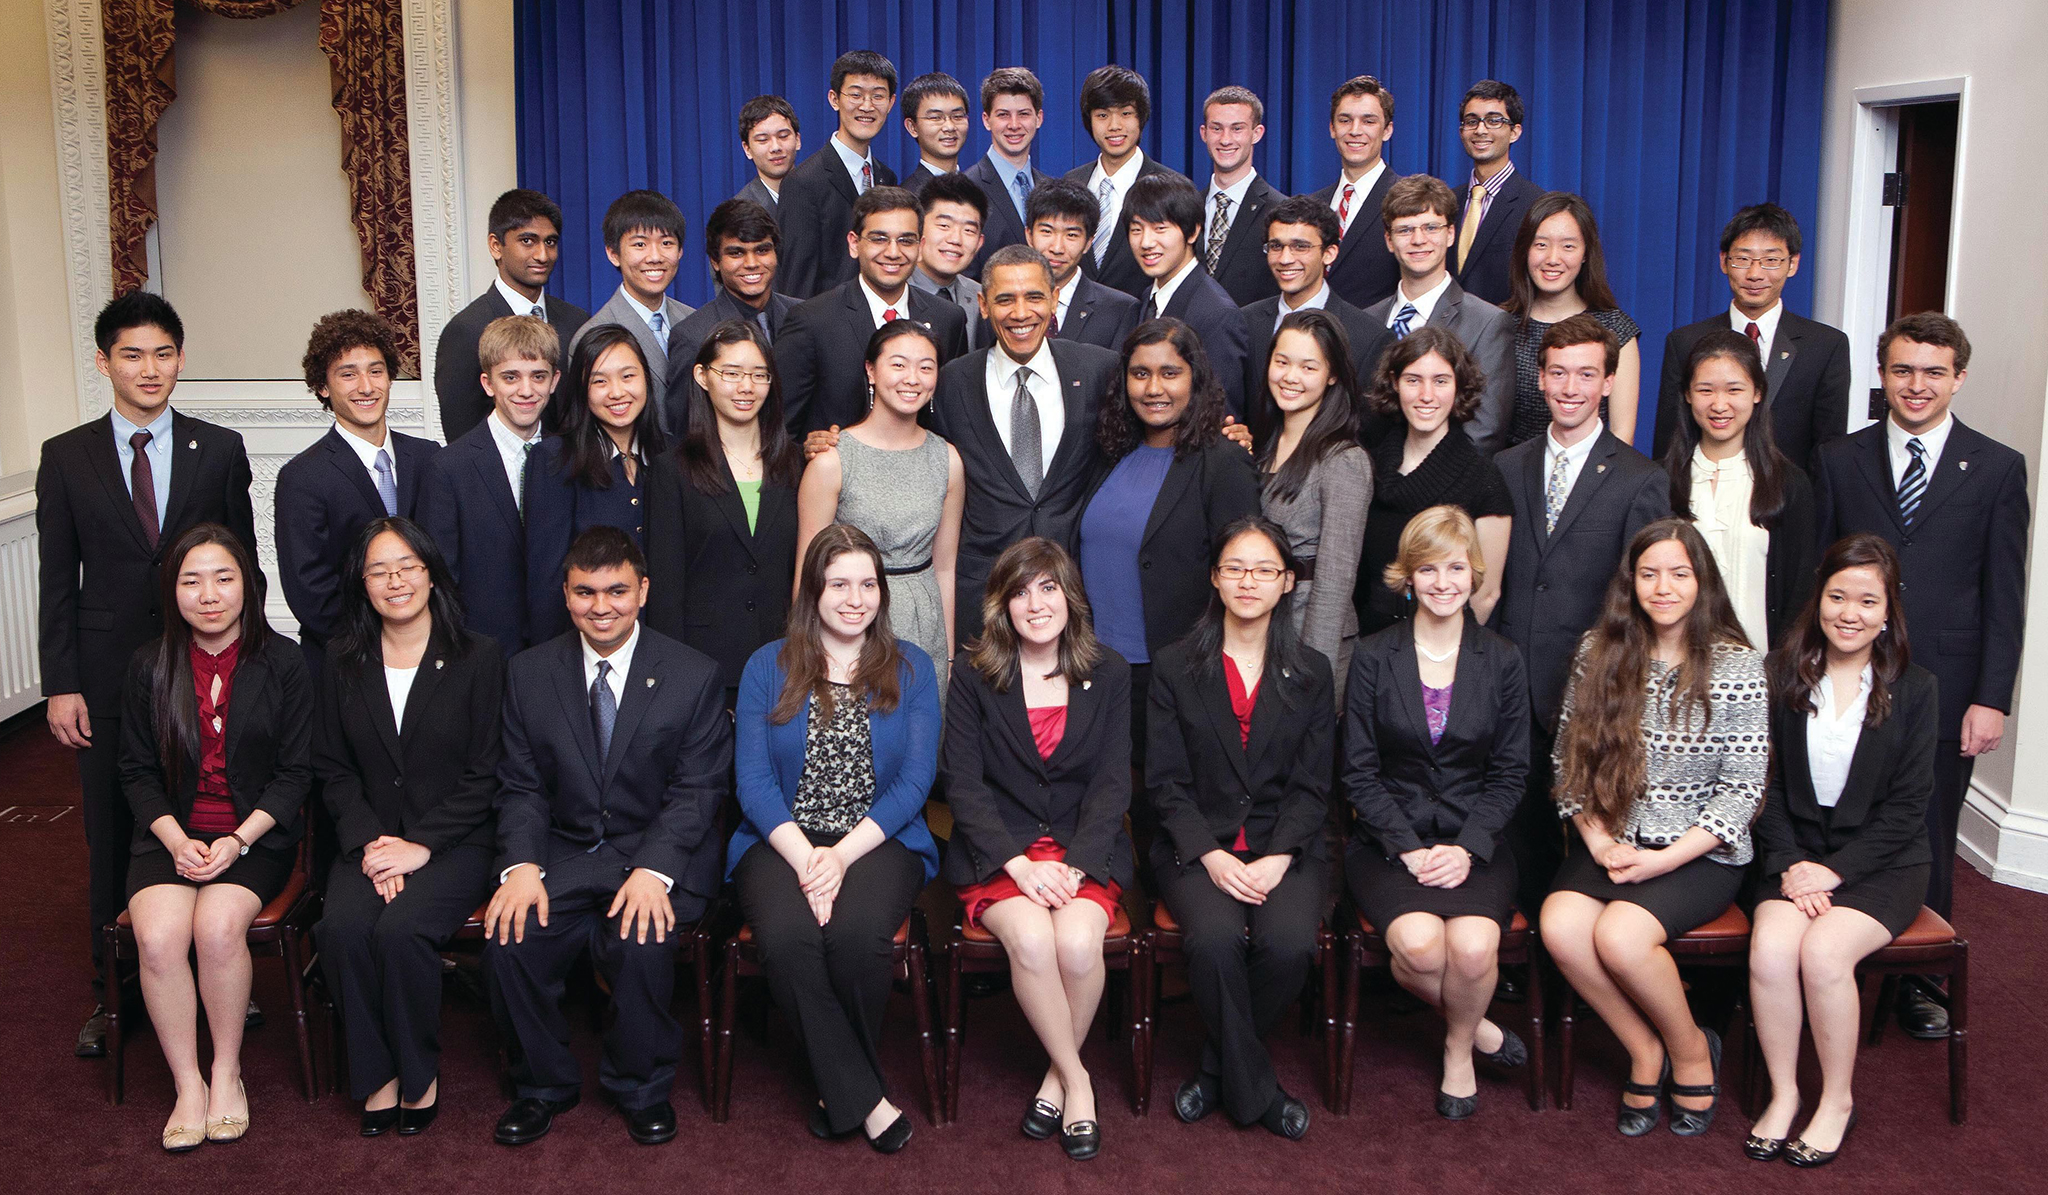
[434,287,589,442]
[962,155,1053,280]
[521,436,647,644]
[776,279,970,434]
[778,146,897,299]
[1450,169,1543,307]
[1054,274,1141,351]
[661,288,800,432]
[1309,169,1402,310]
[1064,154,1194,298]
[1150,268,1252,417]
[418,420,530,656]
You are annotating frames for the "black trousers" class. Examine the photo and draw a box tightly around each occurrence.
[1924,740,1975,921]
[1154,845,1327,1124]
[316,841,494,1102]
[732,836,924,1134]
[79,717,132,990]
[1507,721,1566,926]
[483,842,706,1110]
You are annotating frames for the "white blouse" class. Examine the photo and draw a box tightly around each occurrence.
[1691,447,1771,652]
[1807,665,1873,809]
[385,664,419,734]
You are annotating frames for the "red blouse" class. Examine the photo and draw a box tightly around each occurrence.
[188,638,240,834]
[1026,704,1067,760]
[1222,653,1259,853]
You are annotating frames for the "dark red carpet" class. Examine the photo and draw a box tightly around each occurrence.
[6,713,2042,1193]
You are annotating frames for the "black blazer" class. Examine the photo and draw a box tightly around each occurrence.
[940,651,1134,889]
[777,279,970,434]
[315,627,502,857]
[1054,275,1140,350]
[37,411,258,715]
[417,420,529,657]
[777,146,899,299]
[1064,154,1195,298]
[434,287,589,442]
[275,427,439,671]
[1206,174,1287,307]
[1145,640,1335,869]
[1450,168,1543,307]
[1074,437,1263,657]
[1668,456,1819,651]
[1652,310,1852,472]
[962,156,1054,279]
[641,449,798,696]
[1813,419,2029,734]
[902,162,941,194]
[119,633,313,856]
[1754,664,1938,885]
[661,288,800,425]
[1341,615,1530,862]
[496,627,732,911]
[927,341,1122,640]
[1240,293,1382,444]
[1153,269,1251,418]
[521,436,647,644]
[1492,429,1672,728]
[1309,168,1402,310]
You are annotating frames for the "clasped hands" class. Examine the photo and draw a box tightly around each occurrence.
[361,836,431,902]
[170,834,241,884]
[1778,859,1843,918]
[1004,855,1087,909]
[1200,849,1291,905]
[798,844,851,926]
[1594,840,1683,885]
[1398,843,1472,888]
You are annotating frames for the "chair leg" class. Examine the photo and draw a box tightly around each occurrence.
[1337,933,1362,1116]
[942,944,966,1124]
[1523,940,1546,1112]
[1949,941,1969,1124]
[1106,965,1126,1044]
[695,932,716,1109]
[1320,931,1340,1112]
[281,929,318,1101]
[1557,983,1576,1111]
[1868,974,1898,1046]
[712,951,739,1124]
[1128,943,1150,1117]
[103,923,125,1106]
[905,939,942,1126]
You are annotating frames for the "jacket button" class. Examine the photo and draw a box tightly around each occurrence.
[392,777,403,787]
[1536,582,1548,592]
[1038,822,1049,832]
[1141,560,1152,570]
[747,563,758,574]
[631,497,640,506]
[745,599,756,611]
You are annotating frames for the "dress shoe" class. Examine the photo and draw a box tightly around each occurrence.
[1668,1027,1723,1136]
[1617,1055,1669,1137]
[1476,1026,1529,1069]
[1784,1109,1858,1167]
[1059,1119,1101,1160]
[76,1005,109,1059]
[625,1100,677,1145]
[493,1093,579,1146]
[360,1105,401,1137]
[205,1079,250,1143]
[1899,978,1951,1039]
[1172,1073,1219,1124]
[1744,1098,1799,1161]
[161,1122,205,1153]
[245,999,264,1030]
[866,1112,913,1154]
[1022,1097,1064,1139]
[1259,1092,1310,1140]
[1436,1090,1478,1120]
[397,1101,439,1136]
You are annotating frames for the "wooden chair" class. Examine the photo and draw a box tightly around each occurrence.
[710,907,941,1124]
[941,902,1148,1122]
[1340,909,1547,1113]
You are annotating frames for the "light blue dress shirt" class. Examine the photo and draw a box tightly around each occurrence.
[109,406,174,518]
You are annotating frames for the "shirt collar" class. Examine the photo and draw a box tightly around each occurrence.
[990,337,1057,389]
[110,405,174,444]
[1055,270,1082,313]
[1690,445,1747,475]
[1205,168,1257,210]
[1337,159,1388,199]
[1150,255,1201,311]
[581,620,641,683]
[1091,149,1146,191]
[988,149,1036,182]
[1814,663,1875,720]
[333,420,391,468]
[1467,158,1516,198]
[1729,300,1784,339]
[919,159,951,178]
[487,409,539,452]
[1546,419,1604,465]
[857,276,909,324]
[495,275,546,318]
[619,287,664,325]
[830,134,874,185]
[1887,410,1953,460]
[1280,280,1332,317]
[1395,270,1455,322]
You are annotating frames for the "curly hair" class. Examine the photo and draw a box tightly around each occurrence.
[302,309,400,406]
[1367,325,1486,422]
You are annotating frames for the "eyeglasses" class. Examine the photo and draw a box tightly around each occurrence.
[1215,564,1288,582]
[1459,113,1515,130]
[1725,253,1790,272]
[363,562,426,587]
[1389,221,1449,241]
[706,365,773,385]
[1263,238,1326,256]
[861,232,923,250]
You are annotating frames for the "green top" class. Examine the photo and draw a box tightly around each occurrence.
[736,479,762,534]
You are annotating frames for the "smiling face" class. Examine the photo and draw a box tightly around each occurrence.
[1264,220,1337,300]
[1540,341,1615,441]
[1526,209,1586,299]
[694,339,770,429]
[565,561,646,654]
[1329,92,1391,173]
[1088,104,1141,168]
[1459,97,1520,167]
[980,261,1055,362]
[1213,528,1293,623]
[1397,350,1458,436]
[1882,337,1966,435]
[587,342,648,436]
[816,549,881,645]
[322,345,392,436]
[830,72,896,149]
[1386,207,1452,283]
[743,112,799,181]
[984,92,1044,162]
[907,93,968,164]
[1720,230,1799,320]
[175,541,244,642]
[865,331,939,417]
[1126,340,1193,444]
[489,216,561,294]
[1409,548,1475,619]
[1028,212,1090,286]
[1818,564,1888,659]
[1199,101,1263,177]
[1267,327,1330,418]
[1634,537,1700,632]
[361,529,431,631]
[482,354,559,437]
[96,322,184,423]
[710,234,777,305]
[1687,353,1758,453]
[850,207,920,297]
[1130,216,1194,280]
[1006,571,1069,649]
[920,199,984,284]
[606,225,681,307]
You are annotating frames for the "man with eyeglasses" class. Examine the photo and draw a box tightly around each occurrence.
[1652,203,1850,470]
[900,72,969,191]
[1449,80,1543,307]
[777,51,901,299]
[1238,195,1380,442]
[777,186,970,435]
[1308,75,1404,310]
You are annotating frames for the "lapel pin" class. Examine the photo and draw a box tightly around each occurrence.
[1081,680,1091,690]
[646,677,657,687]
[1959,460,1969,471]
[187,440,198,449]
[434,659,444,670]
[1596,463,1607,474]
[1780,350,1790,360]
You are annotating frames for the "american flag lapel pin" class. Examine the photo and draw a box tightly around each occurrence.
[434,659,444,670]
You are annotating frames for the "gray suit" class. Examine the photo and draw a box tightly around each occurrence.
[1365,278,1514,457]
[568,286,697,440]
[735,176,779,213]
[910,267,982,350]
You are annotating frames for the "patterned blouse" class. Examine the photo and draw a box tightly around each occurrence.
[791,682,877,834]
[1551,641,1769,866]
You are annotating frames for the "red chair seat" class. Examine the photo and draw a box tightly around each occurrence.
[1153,902,1180,934]
[960,903,1130,943]
[1676,904,1751,941]
[1355,909,1528,936]
[735,918,912,947]
[1889,907,1956,949]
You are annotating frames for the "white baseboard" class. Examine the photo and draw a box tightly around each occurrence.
[1960,783,2048,894]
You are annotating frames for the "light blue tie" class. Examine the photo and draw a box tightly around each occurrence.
[650,310,666,338]
[1012,168,1033,220]
[373,448,398,516]
[1092,178,1116,262]
[1390,302,1419,339]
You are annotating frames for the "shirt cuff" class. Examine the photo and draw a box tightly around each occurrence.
[640,868,675,893]
[499,862,546,885]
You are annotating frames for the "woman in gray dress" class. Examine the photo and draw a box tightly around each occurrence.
[797,320,965,695]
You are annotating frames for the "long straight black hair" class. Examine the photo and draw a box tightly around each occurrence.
[1661,329,1792,532]
[1174,515,1316,708]
[679,319,802,495]
[332,516,470,670]
[1257,309,1362,504]
[556,323,667,489]
[149,523,272,791]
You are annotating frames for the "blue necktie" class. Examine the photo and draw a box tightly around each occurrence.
[591,659,617,761]
[1390,302,1419,339]
[373,448,398,516]
[1012,168,1033,219]
[650,310,666,337]
[1897,438,1928,529]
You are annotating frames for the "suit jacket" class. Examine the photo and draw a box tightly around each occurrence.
[569,287,697,441]
[910,267,982,350]
[1145,639,1334,869]
[963,155,1053,280]
[777,279,969,434]
[316,627,502,856]
[1053,274,1138,351]
[901,162,941,194]
[1754,663,1938,885]
[941,651,1134,888]
[497,627,731,909]
[641,449,798,696]
[418,420,530,657]
[1340,615,1529,861]
[735,175,779,214]
[730,640,942,880]
[37,411,258,715]
[434,286,589,442]
[521,436,647,644]
[927,341,1122,639]
[778,145,898,299]
[119,633,313,855]
[1813,419,2029,733]
[1309,168,1402,310]
[1204,173,1287,307]
[1653,310,1851,471]
[661,288,800,427]
[1365,279,1516,455]
[1153,267,1251,417]
[275,427,439,671]
[1451,168,1543,307]
[1493,428,1672,728]
[1064,153,1195,299]
[1240,293,1381,443]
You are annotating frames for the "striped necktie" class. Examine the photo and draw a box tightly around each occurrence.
[1390,302,1419,339]
[1897,437,1928,529]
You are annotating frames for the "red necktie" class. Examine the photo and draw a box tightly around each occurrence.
[1338,183,1355,226]
[129,429,160,550]
[1745,321,1761,346]
[860,162,872,194]
[882,307,899,323]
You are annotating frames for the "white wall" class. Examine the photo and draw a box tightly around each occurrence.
[455,0,520,300]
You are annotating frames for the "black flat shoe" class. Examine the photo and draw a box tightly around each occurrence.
[1060,1119,1101,1160]
[1744,1098,1799,1160]
[1021,1098,1063,1139]
[1669,1027,1723,1136]
[1172,1073,1219,1124]
[625,1100,677,1146]
[493,1093,579,1146]
[866,1113,913,1154]
[360,1105,401,1137]
[1784,1109,1858,1167]
[1899,979,1951,1039]
[1618,1056,1670,1137]
[808,1103,837,1140]
[1260,1092,1310,1140]
[1476,1027,1529,1069]
[245,999,264,1029]
[1436,1090,1477,1120]
[397,1101,438,1136]
[75,1005,109,1059]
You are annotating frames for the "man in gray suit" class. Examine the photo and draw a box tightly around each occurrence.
[734,95,800,213]
[1362,175,1515,455]
[908,172,987,349]
[568,190,695,440]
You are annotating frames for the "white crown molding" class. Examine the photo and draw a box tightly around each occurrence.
[46,0,115,424]
[402,0,467,444]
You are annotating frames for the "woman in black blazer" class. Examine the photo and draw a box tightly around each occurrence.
[1661,329,1817,652]
[1147,515,1332,1140]
[119,524,313,1151]
[1745,534,1936,1167]
[944,537,1132,1161]
[313,517,502,1137]
[1343,505,1532,1119]
[644,320,802,706]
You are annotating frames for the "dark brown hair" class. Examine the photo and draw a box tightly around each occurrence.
[1328,74,1394,124]
[773,524,903,724]
[1662,329,1792,533]
[1767,534,1910,727]
[1502,192,1621,326]
[1879,311,1972,372]
[968,537,1103,692]
[1097,318,1228,461]
[149,523,272,792]
[1538,311,1620,376]
[1368,325,1485,422]
[1380,174,1458,226]
[679,319,801,495]
[302,309,401,403]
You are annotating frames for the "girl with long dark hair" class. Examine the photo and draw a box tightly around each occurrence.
[1500,192,1643,445]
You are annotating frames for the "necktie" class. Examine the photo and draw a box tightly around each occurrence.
[529,304,544,319]
[756,310,772,344]
[1337,183,1355,228]
[1744,320,1761,349]
[1545,449,1571,534]
[373,448,398,516]
[590,659,617,760]
[1390,302,1419,339]
[882,307,899,324]
[939,283,955,306]
[650,310,666,338]
[128,429,160,549]
[1093,178,1116,262]
[1206,193,1233,274]
[515,439,533,520]
[1455,187,1485,272]
[1140,294,1157,322]
[1013,169,1033,217]
[1010,366,1043,498]
[860,161,872,195]
[1897,437,1928,529]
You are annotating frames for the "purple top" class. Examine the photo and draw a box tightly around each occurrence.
[1422,681,1453,745]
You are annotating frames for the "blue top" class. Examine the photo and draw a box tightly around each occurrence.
[109,405,174,518]
[728,638,942,881]
[523,435,646,642]
[1078,445,1173,663]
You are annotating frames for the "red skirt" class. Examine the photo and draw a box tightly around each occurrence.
[957,837,1123,930]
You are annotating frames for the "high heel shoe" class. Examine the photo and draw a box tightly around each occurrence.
[1617,1055,1669,1137]
[1744,1098,1800,1161]
[1784,1109,1858,1167]
[1668,1027,1723,1136]
[205,1079,249,1143]
[359,1105,400,1137]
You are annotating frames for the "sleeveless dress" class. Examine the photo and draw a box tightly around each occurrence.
[835,429,952,696]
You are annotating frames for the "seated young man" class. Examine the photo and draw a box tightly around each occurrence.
[568,189,695,439]
[1124,173,1251,416]
[1026,178,1139,351]
[735,94,800,212]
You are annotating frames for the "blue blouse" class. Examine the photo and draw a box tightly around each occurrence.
[1078,445,1173,663]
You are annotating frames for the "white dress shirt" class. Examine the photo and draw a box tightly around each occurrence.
[1088,150,1149,263]
[918,159,951,179]
[385,664,418,734]
[109,405,175,517]
[1276,281,1333,329]
[857,276,911,328]
[1387,270,1454,329]
[334,419,396,490]
[1728,301,1784,365]
[487,409,540,511]
[1054,270,1083,331]
[986,339,1064,463]
[1329,160,1389,237]
[1887,411,1954,486]
[830,133,876,192]
[1147,256,1201,316]
[1544,418,1604,497]
[495,275,547,320]
[1690,448,1771,652]
[1807,665,1873,808]
[1203,170,1258,242]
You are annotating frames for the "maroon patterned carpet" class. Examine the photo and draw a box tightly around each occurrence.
[6,712,2042,1193]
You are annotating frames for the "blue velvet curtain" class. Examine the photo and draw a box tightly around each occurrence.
[516,0,1829,447]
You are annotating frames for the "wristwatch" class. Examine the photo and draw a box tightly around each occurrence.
[229,831,251,857]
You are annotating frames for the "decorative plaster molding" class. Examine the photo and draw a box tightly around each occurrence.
[45,0,115,423]
[401,0,468,443]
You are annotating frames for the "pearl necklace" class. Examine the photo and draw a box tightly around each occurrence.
[1416,641,1459,664]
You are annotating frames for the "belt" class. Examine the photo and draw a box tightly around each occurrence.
[884,558,931,577]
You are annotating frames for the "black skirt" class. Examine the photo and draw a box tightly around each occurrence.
[1550,846,1743,939]
[1754,863,1930,939]
[127,833,295,905]
[1346,839,1520,930]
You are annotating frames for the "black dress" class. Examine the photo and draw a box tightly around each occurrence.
[1505,308,1641,449]
[1356,428,1514,635]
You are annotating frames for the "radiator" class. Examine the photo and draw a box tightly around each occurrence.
[0,483,40,723]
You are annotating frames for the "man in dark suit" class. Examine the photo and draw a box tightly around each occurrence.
[1028,179,1139,351]
[899,72,968,191]
[908,172,987,348]
[567,191,695,440]
[734,94,800,213]
[435,189,589,442]
[420,314,559,658]
[38,292,258,1057]
[1065,64,1194,299]
[662,199,798,422]
[1652,204,1850,471]
[1196,85,1285,308]
[777,51,900,299]
[1493,315,1672,917]
[1450,80,1543,308]
[1127,174,1251,417]
[929,245,1123,640]
[275,310,440,680]
[483,527,730,1147]
[1239,196,1381,441]
[1308,75,1403,311]
[1813,313,2027,1037]
[777,186,970,435]
[961,67,1052,280]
